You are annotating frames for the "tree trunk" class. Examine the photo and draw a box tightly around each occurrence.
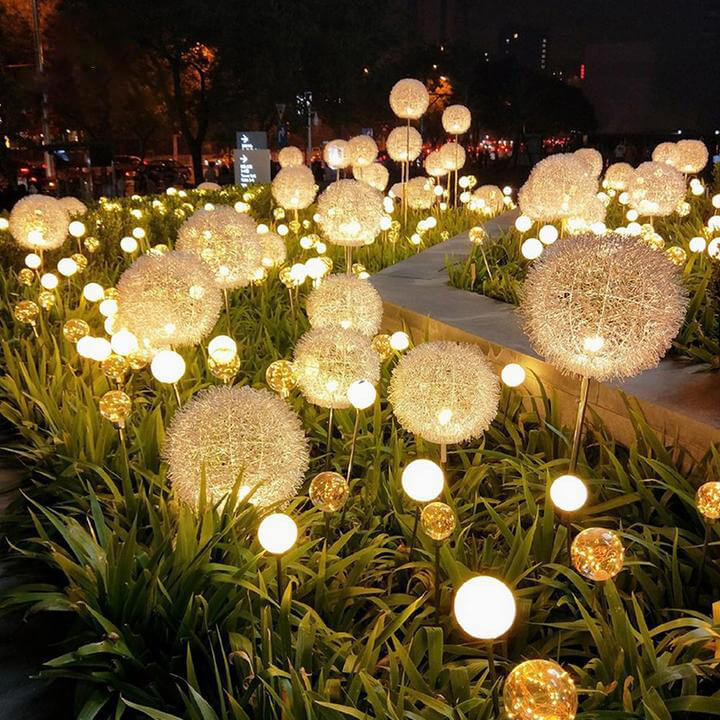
[189,140,203,186]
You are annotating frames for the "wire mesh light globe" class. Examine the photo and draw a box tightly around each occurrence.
[197,181,221,191]
[520,232,687,381]
[278,146,305,168]
[469,185,505,215]
[518,154,598,222]
[439,141,466,171]
[673,139,708,174]
[696,481,720,520]
[323,139,350,170]
[401,459,444,502]
[306,274,383,336]
[652,142,678,166]
[164,385,309,509]
[98,390,132,427]
[10,195,70,251]
[550,474,588,512]
[309,471,349,512]
[347,135,378,168]
[421,501,456,541]
[504,660,578,720]
[258,513,298,554]
[424,150,448,178]
[573,148,603,177]
[59,196,87,215]
[176,206,264,289]
[389,78,429,119]
[400,176,435,209]
[353,162,389,192]
[389,341,500,445]
[442,104,471,135]
[571,527,624,581]
[316,179,385,248]
[272,166,317,210]
[293,327,381,409]
[604,162,634,190]
[628,161,685,217]
[115,251,222,350]
[453,576,516,639]
[260,231,287,268]
[386,126,423,163]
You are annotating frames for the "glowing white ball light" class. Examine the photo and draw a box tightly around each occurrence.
[151,350,186,384]
[347,379,377,410]
[550,474,588,512]
[401,459,444,502]
[257,513,298,554]
[501,363,526,387]
[454,576,516,639]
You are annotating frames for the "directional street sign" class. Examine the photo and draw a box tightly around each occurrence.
[234,148,271,186]
[236,131,268,151]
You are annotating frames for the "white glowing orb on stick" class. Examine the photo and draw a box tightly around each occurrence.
[272,166,317,210]
[164,385,309,508]
[306,274,383,336]
[454,576,516,639]
[10,195,70,251]
[323,139,350,170]
[316,179,385,247]
[441,105,471,134]
[347,135,378,168]
[389,78,429,119]
[278,146,305,168]
[401,459,444,502]
[628,161,685,217]
[258,513,298,553]
[386,126,423,162]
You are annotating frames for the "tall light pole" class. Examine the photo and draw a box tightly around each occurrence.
[31,0,54,182]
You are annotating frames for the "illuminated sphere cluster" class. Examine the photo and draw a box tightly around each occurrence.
[628,161,685,217]
[306,274,383,336]
[353,162,389,192]
[316,179,385,247]
[518,154,598,222]
[293,327,381,409]
[441,104,471,134]
[571,527,624,581]
[115,251,222,349]
[652,142,678,166]
[604,162,634,190]
[10,195,70,251]
[272,166,317,210]
[164,385,309,508]
[520,232,687,381]
[673,139,708,174]
[504,660,578,720]
[176,206,264,288]
[386,126,423,162]
[439,141,466,171]
[389,341,500,445]
[197,181,220,191]
[347,135,378,168]
[59,196,87,215]
[573,147,603,177]
[278,146,305,168]
[389,78,429,119]
[323,139,350,170]
[404,176,435,209]
[260,231,287,268]
[424,151,448,178]
[470,185,504,215]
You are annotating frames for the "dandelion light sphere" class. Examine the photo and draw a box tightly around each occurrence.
[306,274,383,336]
[453,576,516,639]
[696,481,720,520]
[272,166,317,210]
[424,151,447,178]
[421,501,456,541]
[386,126,423,162]
[550,474,588,513]
[573,148,603,177]
[258,513,298,554]
[673,139,708,174]
[323,139,350,170]
[401,459,444,502]
[309,471,349,512]
[10,195,70,251]
[293,327,380,409]
[504,660,578,720]
[628,161,685,217]
[403,177,435,209]
[347,135,378,168]
[571,527,624,581]
[389,78,429,119]
[439,141,466,171]
[177,206,264,289]
[164,385,309,508]
[278,146,304,168]
[316,180,385,248]
[59,196,87,215]
[260,232,287,268]
[353,162,389,192]
[520,232,687,381]
[442,104,471,135]
[470,185,504,215]
[115,251,222,349]
[604,162,634,190]
[652,141,678,166]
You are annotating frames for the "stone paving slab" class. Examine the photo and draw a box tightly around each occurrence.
[370,212,720,461]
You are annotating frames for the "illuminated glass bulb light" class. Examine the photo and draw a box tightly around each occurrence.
[40,272,58,290]
[347,379,376,409]
[98,390,132,428]
[25,253,42,269]
[501,363,525,387]
[689,236,706,253]
[57,257,78,277]
[111,329,139,356]
[515,215,533,233]
[521,238,543,260]
[309,471,349,512]
[208,335,237,364]
[68,220,85,238]
[83,282,104,302]
[401,459,444,502]
[120,236,138,253]
[389,331,410,351]
[571,527,624,581]
[151,350,186,384]
[421,501,456,541]
[257,513,298,554]
[62,318,90,343]
[550,474,588,512]
[99,298,118,317]
[707,237,720,258]
[265,359,297,397]
[504,659,578,720]
[696,481,720,520]
[453,576,516,639]
[538,224,558,245]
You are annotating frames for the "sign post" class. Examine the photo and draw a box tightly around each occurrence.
[234,149,271,186]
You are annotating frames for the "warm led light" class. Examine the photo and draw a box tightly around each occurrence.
[454,576,516,639]
[208,335,237,364]
[401,459,444,502]
[257,223,269,234]
[583,335,605,353]
[25,253,41,269]
[40,272,58,290]
[389,331,410,351]
[712,194,720,209]
[501,363,525,387]
[618,191,629,205]
[550,474,588,512]
[99,298,118,317]
[57,258,78,277]
[689,236,706,252]
[76,336,96,358]
[0,217,8,230]
[347,379,377,409]
[305,257,326,280]
[120,236,138,253]
[82,282,104,302]
[521,238,543,260]
[257,513,298,554]
[277,224,289,236]
[515,215,532,233]
[111,329,139,356]
[90,337,112,361]
[68,220,86,237]
[538,224,558,245]
[503,186,512,196]
[151,350,186,384]
[625,209,638,221]
[132,227,145,240]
